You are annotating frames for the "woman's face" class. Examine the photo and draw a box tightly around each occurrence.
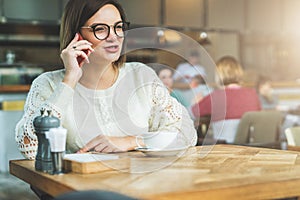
[81,4,123,64]
[158,69,173,90]
[259,82,272,95]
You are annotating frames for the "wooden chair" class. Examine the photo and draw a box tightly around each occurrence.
[195,115,229,145]
[285,126,300,151]
[234,110,283,149]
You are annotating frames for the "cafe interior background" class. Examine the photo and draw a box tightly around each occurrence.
[2,0,300,199]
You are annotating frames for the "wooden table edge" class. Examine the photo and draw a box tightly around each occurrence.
[145,178,300,200]
[9,145,300,200]
[9,160,74,197]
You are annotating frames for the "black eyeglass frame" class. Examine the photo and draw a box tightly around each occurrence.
[81,21,130,40]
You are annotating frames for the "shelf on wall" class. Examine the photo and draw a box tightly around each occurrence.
[0,85,30,93]
[0,23,60,47]
[0,39,59,47]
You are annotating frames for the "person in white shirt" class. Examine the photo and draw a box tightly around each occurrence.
[173,50,206,90]
[15,0,197,159]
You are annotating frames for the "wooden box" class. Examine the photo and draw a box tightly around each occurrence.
[63,153,129,174]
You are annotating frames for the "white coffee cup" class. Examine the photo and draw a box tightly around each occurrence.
[136,131,178,150]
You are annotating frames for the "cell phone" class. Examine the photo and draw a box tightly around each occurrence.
[76,34,90,66]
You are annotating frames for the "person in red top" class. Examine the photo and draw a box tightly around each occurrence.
[191,56,261,122]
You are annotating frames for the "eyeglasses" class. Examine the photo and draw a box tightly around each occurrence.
[81,21,130,40]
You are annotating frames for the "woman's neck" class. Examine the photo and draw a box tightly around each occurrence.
[225,83,241,88]
[79,62,118,90]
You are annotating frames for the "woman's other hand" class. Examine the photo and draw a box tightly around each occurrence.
[77,135,137,153]
[192,92,204,105]
[60,33,94,88]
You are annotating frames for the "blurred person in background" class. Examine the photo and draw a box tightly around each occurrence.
[155,64,189,108]
[191,56,261,143]
[191,56,261,120]
[173,50,206,90]
[256,75,279,110]
[179,74,212,107]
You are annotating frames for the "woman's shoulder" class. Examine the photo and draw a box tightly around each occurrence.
[32,69,65,85]
[122,62,156,75]
[123,62,152,70]
[118,62,160,89]
[223,87,259,100]
[238,87,258,95]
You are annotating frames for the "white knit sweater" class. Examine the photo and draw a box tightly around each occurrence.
[15,62,197,159]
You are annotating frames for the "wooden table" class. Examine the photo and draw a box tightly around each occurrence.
[10,145,300,199]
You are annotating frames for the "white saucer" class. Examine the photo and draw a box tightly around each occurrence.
[134,146,188,157]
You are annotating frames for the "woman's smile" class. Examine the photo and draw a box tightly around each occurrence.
[104,44,120,53]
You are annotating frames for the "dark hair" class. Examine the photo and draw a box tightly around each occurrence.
[60,0,127,68]
[192,75,205,84]
[189,50,200,57]
[152,64,174,77]
[255,75,271,91]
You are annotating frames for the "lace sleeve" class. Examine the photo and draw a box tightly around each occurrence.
[15,73,74,159]
[148,79,197,147]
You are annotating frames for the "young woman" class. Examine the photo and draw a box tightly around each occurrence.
[15,0,197,159]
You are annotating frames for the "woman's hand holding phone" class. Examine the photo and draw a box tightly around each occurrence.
[60,33,94,88]
[76,34,92,66]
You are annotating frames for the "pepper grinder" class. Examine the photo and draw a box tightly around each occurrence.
[33,109,60,173]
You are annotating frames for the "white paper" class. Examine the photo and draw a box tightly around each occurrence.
[45,127,67,152]
[64,153,119,163]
